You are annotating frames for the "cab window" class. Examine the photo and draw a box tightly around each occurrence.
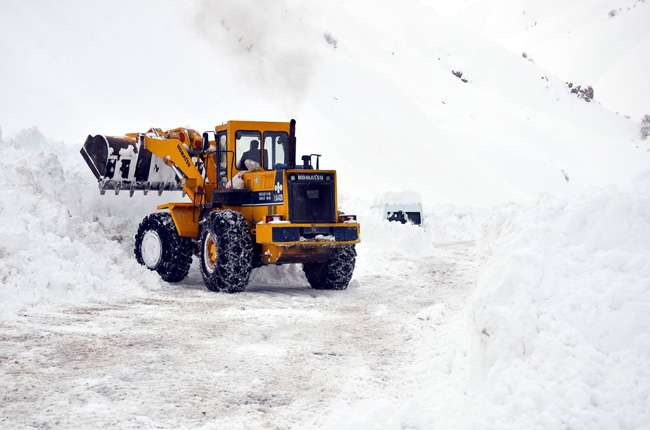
[235,130,262,171]
[216,131,227,187]
[263,131,288,170]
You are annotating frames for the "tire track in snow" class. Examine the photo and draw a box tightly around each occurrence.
[0,241,482,429]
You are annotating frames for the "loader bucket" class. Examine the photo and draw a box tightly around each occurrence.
[80,134,182,196]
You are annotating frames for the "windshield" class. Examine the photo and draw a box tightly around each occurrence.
[235,130,262,171]
[263,131,288,170]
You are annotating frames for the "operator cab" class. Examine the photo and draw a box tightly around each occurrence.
[231,124,319,172]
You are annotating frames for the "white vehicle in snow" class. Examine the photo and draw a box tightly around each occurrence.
[372,190,424,226]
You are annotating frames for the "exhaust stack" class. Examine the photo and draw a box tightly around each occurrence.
[287,119,296,170]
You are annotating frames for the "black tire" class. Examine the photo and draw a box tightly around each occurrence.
[134,212,193,282]
[303,245,357,290]
[199,210,253,293]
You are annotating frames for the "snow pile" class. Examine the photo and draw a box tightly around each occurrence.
[248,264,311,288]
[466,173,650,428]
[353,216,433,281]
[0,129,165,319]
[422,204,488,244]
[372,190,422,206]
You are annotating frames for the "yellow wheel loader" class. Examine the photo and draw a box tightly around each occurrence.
[80,120,360,292]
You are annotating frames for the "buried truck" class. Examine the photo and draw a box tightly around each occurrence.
[80,120,360,292]
[372,190,424,226]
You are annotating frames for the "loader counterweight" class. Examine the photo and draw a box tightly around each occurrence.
[81,119,360,292]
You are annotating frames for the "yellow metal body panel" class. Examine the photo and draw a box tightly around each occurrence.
[261,243,337,265]
[255,222,360,244]
[244,170,285,224]
[144,136,206,203]
[157,203,200,238]
[255,222,360,264]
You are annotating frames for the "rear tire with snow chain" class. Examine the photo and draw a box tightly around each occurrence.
[199,209,253,293]
[303,245,356,290]
[134,212,193,282]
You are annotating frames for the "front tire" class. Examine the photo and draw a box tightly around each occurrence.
[303,245,357,290]
[134,212,193,282]
[199,210,253,293]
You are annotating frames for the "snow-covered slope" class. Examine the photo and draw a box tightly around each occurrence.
[1,0,648,205]
[429,0,650,121]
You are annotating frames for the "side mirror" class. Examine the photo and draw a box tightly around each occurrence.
[301,155,313,169]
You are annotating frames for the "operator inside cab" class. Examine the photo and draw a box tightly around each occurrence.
[236,129,288,172]
[238,140,261,169]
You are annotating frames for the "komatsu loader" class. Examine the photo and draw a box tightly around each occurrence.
[80,120,360,292]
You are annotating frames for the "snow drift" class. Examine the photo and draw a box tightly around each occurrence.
[466,174,650,429]
[0,129,167,318]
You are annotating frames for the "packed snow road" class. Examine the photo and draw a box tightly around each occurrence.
[0,241,480,429]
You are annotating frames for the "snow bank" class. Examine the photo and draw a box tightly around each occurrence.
[372,190,422,206]
[466,173,650,428]
[0,129,166,319]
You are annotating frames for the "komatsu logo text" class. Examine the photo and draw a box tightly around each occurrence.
[297,174,324,181]
[177,145,192,168]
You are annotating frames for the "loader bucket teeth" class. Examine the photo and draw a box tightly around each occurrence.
[80,134,181,196]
